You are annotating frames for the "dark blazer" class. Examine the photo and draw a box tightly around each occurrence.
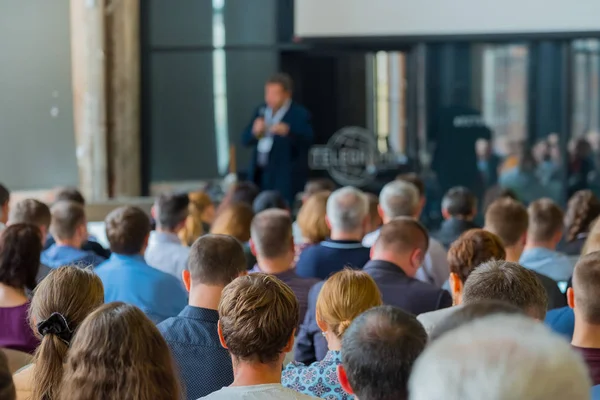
[363,260,452,315]
[295,239,371,280]
[295,281,328,364]
[534,271,567,310]
[242,102,314,205]
[434,218,479,250]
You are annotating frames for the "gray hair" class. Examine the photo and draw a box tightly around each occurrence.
[379,180,420,219]
[326,187,368,232]
[409,315,591,400]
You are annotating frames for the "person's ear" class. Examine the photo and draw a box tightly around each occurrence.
[250,238,257,257]
[567,287,575,309]
[151,205,157,220]
[217,321,228,349]
[441,208,450,220]
[316,310,328,334]
[283,330,296,353]
[337,365,355,395]
[325,215,332,230]
[449,272,463,302]
[520,232,528,246]
[182,270,192,293]
[553,229,563,245]
[377,204,385,221]
[369,245,375,260]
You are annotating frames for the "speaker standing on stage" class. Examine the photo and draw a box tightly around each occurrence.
[242,73,314,206]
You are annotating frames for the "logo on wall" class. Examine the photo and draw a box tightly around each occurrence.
[309,126,402,187]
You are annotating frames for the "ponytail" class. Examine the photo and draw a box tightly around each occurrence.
[31,335,69,400]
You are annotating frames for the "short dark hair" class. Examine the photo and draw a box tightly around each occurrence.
[54,187,85,205]
[0,224,42,291]
[375,217,429,256]
[341,305,427,400]
[463,260,548,320]
[105,206,151,255]
[572,251,600,324]
[429,300,524,341]
[0,184,9,206]
[485,198,529,247]
[396,173,425,197]
[50,201,86,241]
[266,73,293,93]
[252,190,288,214]
[9,199,51,229]
[188,234,247,286]
[442,186,477,217]
[303,178,336,198]
[527,198,563,242]
[251,209,293,259]
[155,193,189,231]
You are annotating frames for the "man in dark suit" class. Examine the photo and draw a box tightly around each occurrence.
[242,73,314,206]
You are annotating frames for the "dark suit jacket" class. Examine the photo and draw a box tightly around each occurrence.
[242,102,313,205]
[44,236,111,259]
[295,281,328,364]
[434,218,479,249]
[534,271,567,310]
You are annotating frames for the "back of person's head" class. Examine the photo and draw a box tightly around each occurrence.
[252,190,288,214]
[187,234,247,287]
[154,192,189,231]
[339,305,427,400]
[441,186,477,219]
[379,180,420,219]
[0,184,10,224]
[366,193,383,233]
[210,202,254,242]
[396,173,425,199]
[429,300,524,341]
[527,198,564,244]
[482,186,518,214]
[303,178,336,200]
[105,206,151,255]
[0,351,15,400]
[484,198,528,247]
[179,191,215,246]
[570,251,600,324]
[58,302,180,400]
[218,273,299,364]
[297,191,330,244]
[217,181,260,214]
[409,315,590,400]
[0,224,42,292]
[565,190,600,243]
[326,186,369,233]
[373,217,429,277]
[463,260,548,320]
[8,199,51,232]
[29,266,104,400]
[54,187,85,206]
[50,201,86,242]
[250,209,293,259]
[316,269,382,338]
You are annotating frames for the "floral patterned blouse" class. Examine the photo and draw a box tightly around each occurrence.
[282,350,350,400]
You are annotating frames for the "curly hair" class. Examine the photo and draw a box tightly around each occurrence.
[565,190,600,243]
[58,302,180,400]
[447,229,506,283]
[0,223,42,291]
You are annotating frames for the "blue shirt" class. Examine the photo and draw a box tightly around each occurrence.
[41,244,105,268]
[282,350,349,400]
[519,247,574,283]
[295,239,370,280]
[95,254,187,324]
[544,306,574,341]
[158,306,232,400]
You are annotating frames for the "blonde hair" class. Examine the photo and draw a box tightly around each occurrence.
[297,191,330,244]
[210,203,254,242]
[178,191,214,246]
[316,269,382,337]
[583,232,600,255]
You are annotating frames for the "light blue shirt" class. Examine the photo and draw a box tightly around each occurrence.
[41,244,104,269]
[145,231,190,282]
[95,253,187,324]
[519,247,574,283]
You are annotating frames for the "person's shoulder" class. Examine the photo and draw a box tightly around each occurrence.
[290,101,309,114]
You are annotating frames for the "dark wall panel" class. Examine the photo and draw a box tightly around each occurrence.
[224,0,277,46]
[149,0,213,47]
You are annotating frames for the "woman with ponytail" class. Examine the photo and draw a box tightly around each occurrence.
[13,266,103,400]
[560,190,600,255]
[282,269,382,399]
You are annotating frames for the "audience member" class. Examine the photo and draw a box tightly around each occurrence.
[293,178,336,244]
[145,193,190,281]
[44,187,110,259]
[560,190,600,256]
[435,186,479,249]
[250,209,319,326]
[41,201,104,268]
[8,199,53,282]
[0,183,9,232]
[569,251,600,385]
[295,191,330,262]
[158,235,247,400]
[216,181,260,215]
[520,198,574,283]
[283,269,382,399]
[365,193,383,234]
[481,186,517,214]
[95,206,187,323]
[57,302,180,400]
[429,300,524,341]
[13,266,104,400]
[363,179,450,288]
[0,224,41,354]
[0,350,15,400]
[252,190,288,214]
[210,202,255,269]
[409,315,591,400]
[365,217,451,313]
[178,191,215,246]
[485,198,566,309]
[201,274,317,399]
[296,187,370,280]
[463,260,548,320]
[417,229,505,334]
[337,306,427,400]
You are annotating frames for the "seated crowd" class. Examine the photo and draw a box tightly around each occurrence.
[1,178,600,400]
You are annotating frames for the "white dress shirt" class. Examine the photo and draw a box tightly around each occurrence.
[145,231,190,282]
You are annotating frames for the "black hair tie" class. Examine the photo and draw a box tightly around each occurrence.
[36,312,73,345]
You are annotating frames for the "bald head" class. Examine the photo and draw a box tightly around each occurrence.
[572,251,600,324]
[250,209,293,259]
